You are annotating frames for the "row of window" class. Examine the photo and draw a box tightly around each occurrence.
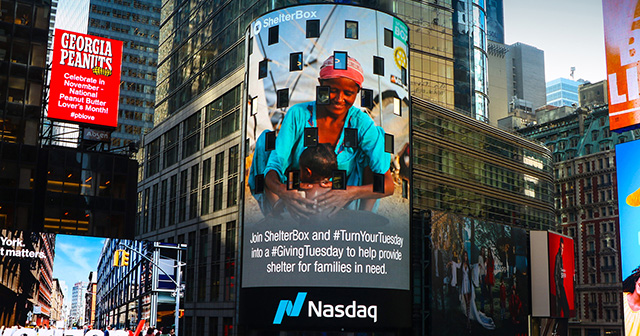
[140,145,239,234]
[147,86,240,176]
[264,20,395,48]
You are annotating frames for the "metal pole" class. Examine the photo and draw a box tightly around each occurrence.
[174,249,182,336]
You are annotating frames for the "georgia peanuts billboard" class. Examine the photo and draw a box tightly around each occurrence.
[48,29,123,128]
[240,4,410,329]
[603,0,640,132]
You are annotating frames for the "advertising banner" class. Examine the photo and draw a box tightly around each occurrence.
[430,211,529,336]
[241,4,410,329]
[0,229,183,333]
[603,0,640,132]
[48,29,123,128]
[548,232,575,318]
[616,139,640,336]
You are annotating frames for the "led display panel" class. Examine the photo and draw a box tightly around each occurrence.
[430,211,530,336]
[0,229,185,332]
[47,29,123,128]
[547,232,575,318]
[241,4,410,329]
[603,0,640,132]
[616,139,640,336]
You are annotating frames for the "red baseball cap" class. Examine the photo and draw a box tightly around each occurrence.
[319,55,364,87]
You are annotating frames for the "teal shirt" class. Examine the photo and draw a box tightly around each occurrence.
[265,101,390,185]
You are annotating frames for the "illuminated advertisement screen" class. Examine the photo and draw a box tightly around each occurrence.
[240,4,410,329]
[547,232,575,318]
[48,29,123,128]
[430,211,529,336]
[603,0,640,132]
[0,229,184,332]
[616,139,640,336]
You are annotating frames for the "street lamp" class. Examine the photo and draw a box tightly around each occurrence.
[116,242,186,336]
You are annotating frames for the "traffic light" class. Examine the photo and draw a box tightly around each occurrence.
[121,250,130,266]
[113,249,131,266]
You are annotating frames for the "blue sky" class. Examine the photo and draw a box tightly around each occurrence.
[52,235,106,301]
[504,0,606,83]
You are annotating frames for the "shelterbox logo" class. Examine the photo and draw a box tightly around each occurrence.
[272,292,378,324]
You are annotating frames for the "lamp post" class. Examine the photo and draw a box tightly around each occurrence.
[117,242,185,336]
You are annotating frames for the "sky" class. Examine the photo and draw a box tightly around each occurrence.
[503,0,607,83]
[52,235,106,302]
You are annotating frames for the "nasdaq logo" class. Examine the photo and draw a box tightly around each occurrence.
[273,292,307,324]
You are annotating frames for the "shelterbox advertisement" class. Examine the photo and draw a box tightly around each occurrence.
[240,4,411,329]
[48,29,123,128]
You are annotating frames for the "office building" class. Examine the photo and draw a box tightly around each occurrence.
[507,42,547,111]
[579,80,608,109]
[0,0,51,230]
[33,145,138,238]
[69,281,88,327]
[547,77,589,108]
[94,239,185,330]
[49,0,160,149]
[137,1,552,334]
[86,0,161,149]
[411,96,555,334]
[487,40,510,126]
[519,102,638,336]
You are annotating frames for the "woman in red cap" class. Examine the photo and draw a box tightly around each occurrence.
[260,55,394,219]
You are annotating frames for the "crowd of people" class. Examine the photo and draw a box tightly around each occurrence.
[0,325,174,336]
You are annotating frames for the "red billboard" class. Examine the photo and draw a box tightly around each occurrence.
[548,232,575,318]
[603,0,640,131]
[48,29,123,128]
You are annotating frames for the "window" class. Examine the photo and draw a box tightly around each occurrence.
[213,152,224,212]
[345,21,358,39]
[169,175,177,226]
[290,52,303,71]
[268,26,279,45]
[258,59,268,79]
[277,88,289,108]
[160,179,167,228]
[228,146,239,174]
[373,56,384,75]
[334,51,347,70]
[201,187,210,215]
[306,20,320,38]
[384,28,393,48]
[227,177,237,207]
[183,112,201,159]
[164,126,179,168]
[203,158,211,186]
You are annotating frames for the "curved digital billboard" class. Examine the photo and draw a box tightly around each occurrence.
[240,4,410,329]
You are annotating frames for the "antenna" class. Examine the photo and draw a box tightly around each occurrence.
[570,67,576,79]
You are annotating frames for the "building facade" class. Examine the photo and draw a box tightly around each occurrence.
[507,42,547,111]
[86,0,161,149]
[69,281,88,327]
[138,1,552,334]
[0,0,51,230]
[411,96,556,335]
[547,77,588,108]
[519,102,638,336]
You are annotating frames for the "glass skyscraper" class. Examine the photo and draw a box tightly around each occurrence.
[137,1,553,335]
[87,0,161,149]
